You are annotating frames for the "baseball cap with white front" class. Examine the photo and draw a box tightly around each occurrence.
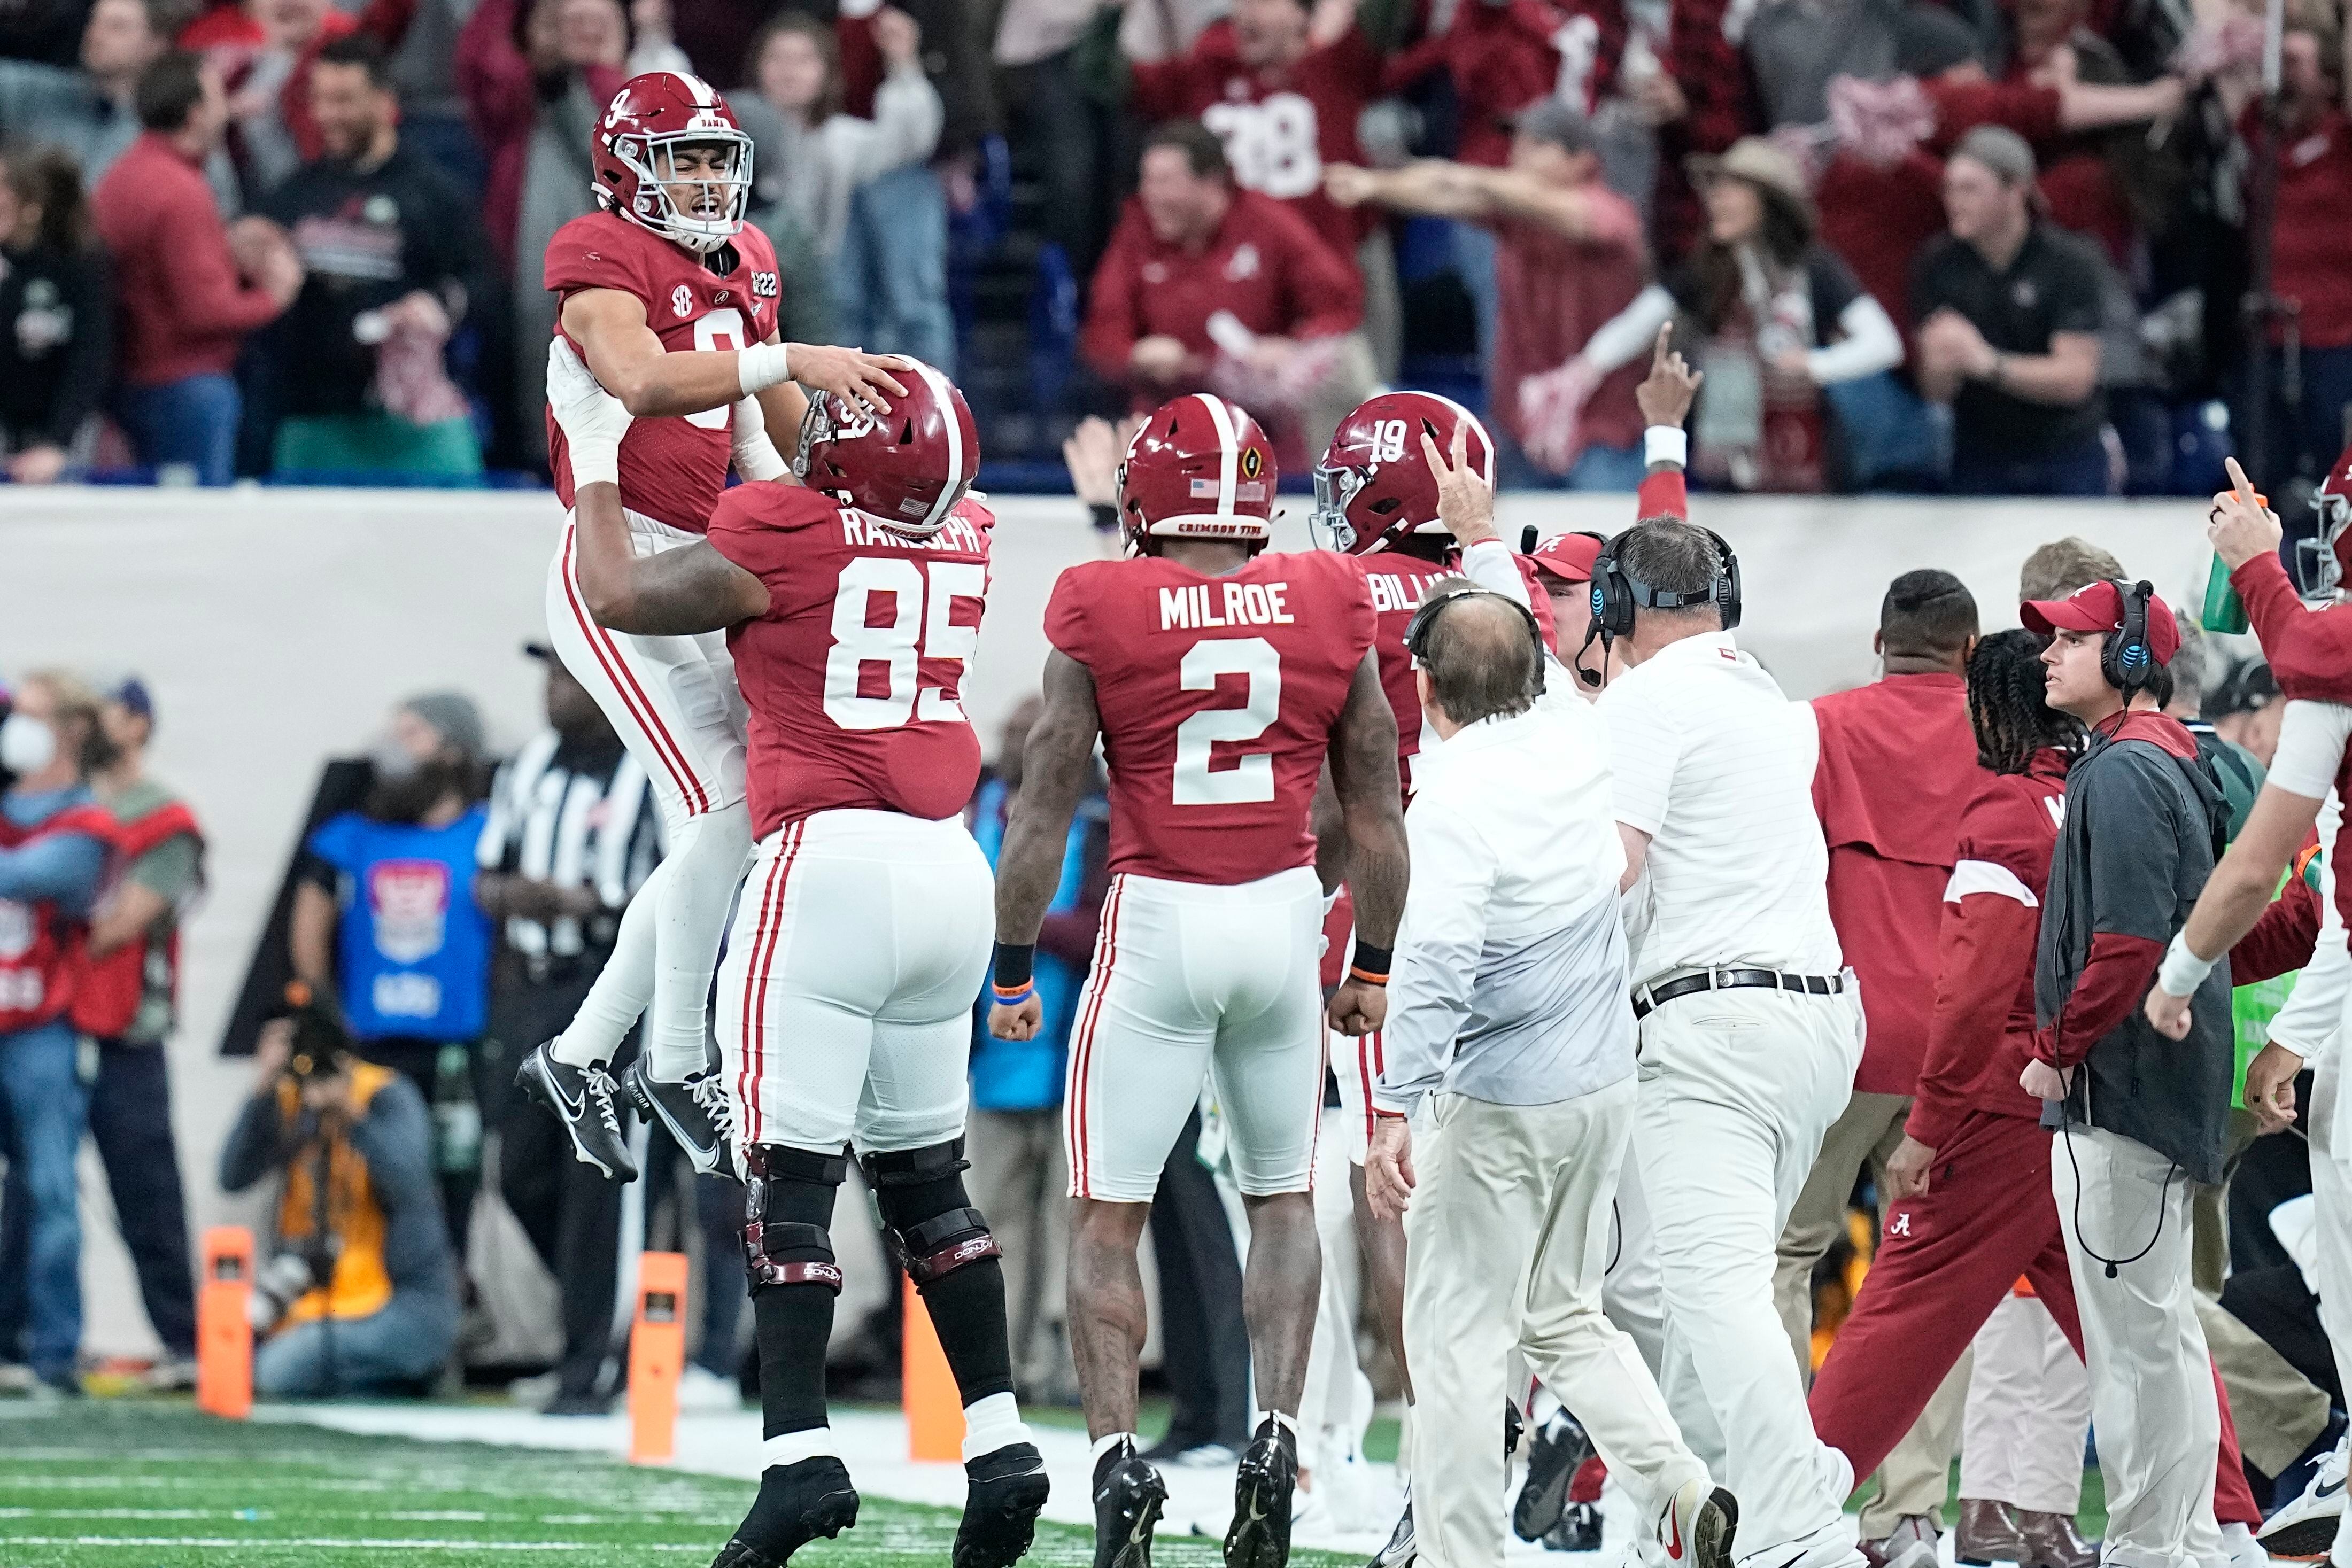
[2019,579,2181,666]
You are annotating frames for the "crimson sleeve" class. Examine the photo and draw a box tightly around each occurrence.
[544,224,644,299]
[1126,54,1192,120]
[158,193,283,339]
[1281,211,1365,338]
[2034,929,2163,1068]
[1635,468,1688,521]
[834,11,881,118]
[1042,565,1095,661]
[2234,552,2352,703]
[1080,209,1149,379]
[1923,78,2062,150]
[1907,891,2038,1149]
[1379,32,1447,91]
[2229,873,2322,984]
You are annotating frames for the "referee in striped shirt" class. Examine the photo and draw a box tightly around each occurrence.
[478,643,660,1415]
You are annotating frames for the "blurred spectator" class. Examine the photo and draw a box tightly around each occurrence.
[0,0,195,191]
[1087,119,1374,460]
[253,33,487,477]
[221,993,459,1397]
[289,690,493,1253]
[92,50,301,484]
[199,0,420,196]
[966,696,1105,1406]
[1122,0,1397,372]
[476,646,661,1416]
[0,144,110,483]
[1575,137,1905,491]
[993,0,1118,279]
[1911,126,2107,494]
[1746,0,1900,129]
[0,670,113,1395]
[1994,0,2179,268]
[2207,658,2283,768]
[2243,18,2352,485]
[67,677,203,1387]
[2016,533,2121,601]
[1327,99,1647,488]
[733,10,950,372]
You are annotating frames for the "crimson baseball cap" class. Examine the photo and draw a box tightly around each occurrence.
[2020,579,2181,665]
[1528,531,1604,586]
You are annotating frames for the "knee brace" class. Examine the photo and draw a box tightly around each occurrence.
[861,1139,1002,1286]
[743,1143,849,1292]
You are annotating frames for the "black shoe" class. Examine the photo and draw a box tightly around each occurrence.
[710,1455,859,1568]
[955,1441,1050,1568]
[517,1042,638,1181]
[1225,1415,1299,1568]
[1504,1400,1525,1463]
[1513,1410,1595,1542]
[544,1390,611,1417]
[1367,1492,1414,1568]
[1092,1439,1169,1568]
[1541,1502,1604,1553]
[623,1050,732,1176]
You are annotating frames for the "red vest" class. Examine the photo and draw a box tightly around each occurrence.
[0,803,117,1035]
[69,798,201,1040]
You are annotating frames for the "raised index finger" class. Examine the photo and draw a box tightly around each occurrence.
[1650,321,1674,372]
[2224,455,2255,504]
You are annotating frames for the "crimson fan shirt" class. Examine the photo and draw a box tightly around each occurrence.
[544,211,783,533]
[1046,548,1377,884]
[706,485,993,839]
[1128,21,1383,262]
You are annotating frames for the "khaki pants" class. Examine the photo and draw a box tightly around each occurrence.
[964,1107,1073,1396]
[2194,1292,2331,1479]
[1960,1293,2089,1517]
[1774,1088,1968,1533]
[1404,1076,1707,1568]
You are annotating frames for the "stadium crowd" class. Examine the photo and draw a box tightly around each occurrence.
[0,0,2348,492]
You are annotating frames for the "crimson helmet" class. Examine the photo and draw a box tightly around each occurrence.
[2301,441,2352,601]
[591,72,753,254]
[1311,391,1494,554]
[794,359,981,535]
[1116,394,1279,553]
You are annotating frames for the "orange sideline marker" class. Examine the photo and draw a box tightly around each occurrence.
[630,1252,689,1464]
[903,1277,964,1462]
[196,1227,253,1419]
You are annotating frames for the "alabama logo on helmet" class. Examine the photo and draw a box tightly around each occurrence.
[1312,391,1494,555]
[592,72,754,254]
[793,358,981,537]
[1116,394,1279,553]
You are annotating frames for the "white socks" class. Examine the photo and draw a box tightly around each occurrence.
[961,1392,1031,1463]
[1090,1430,1141,1465]
[762,1426,840,1470]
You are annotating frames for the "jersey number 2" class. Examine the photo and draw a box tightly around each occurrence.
[824,556,985,730]
[1172,638,1281,805]
[684,308,747,430]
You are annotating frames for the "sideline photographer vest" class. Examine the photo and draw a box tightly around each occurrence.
[69,798,200,1039]
[0,803,115,1035]
[273,1062,399,1326]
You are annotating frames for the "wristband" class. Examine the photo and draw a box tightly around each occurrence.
[1349,941,1392,987]
[992,941,1036,993]
[991,983,1036,1008]
[1089,502,1119,534]
[571,445,621,488]
[1643,426,1687,470]
[737,340,792,397]
[2156,930,2217,998]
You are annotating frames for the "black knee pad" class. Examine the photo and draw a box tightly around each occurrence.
[861,1140,1001,1286]
[744,1143,849,1292]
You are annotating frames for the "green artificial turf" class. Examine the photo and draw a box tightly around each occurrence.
[0,1404,1360,1568]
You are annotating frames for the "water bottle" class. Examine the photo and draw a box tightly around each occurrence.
[2202,554,2248,634]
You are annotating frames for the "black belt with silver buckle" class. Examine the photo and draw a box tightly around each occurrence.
[1632,968,1844,1020]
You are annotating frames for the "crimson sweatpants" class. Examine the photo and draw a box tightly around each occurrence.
[1808,1109,2261,1528]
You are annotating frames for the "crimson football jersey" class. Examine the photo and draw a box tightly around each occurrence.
[1359,548,1557,794]
[545,209,783,533]
[1046,548,1378,884]
[706,484,992,839]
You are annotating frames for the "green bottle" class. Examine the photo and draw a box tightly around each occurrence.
[2202,552,2249,635]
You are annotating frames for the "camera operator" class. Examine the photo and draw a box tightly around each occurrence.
[218,985,459,1398]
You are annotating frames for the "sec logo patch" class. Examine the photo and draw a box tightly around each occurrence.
[671,284,693,319]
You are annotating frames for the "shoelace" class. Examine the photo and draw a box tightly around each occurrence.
[584,1068,625,1140]
[688,1072,729,1121]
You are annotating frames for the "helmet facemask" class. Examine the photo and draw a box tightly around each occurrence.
[612,129,753,253]
[2297,486,2352,603]
[1310,463,1366,552]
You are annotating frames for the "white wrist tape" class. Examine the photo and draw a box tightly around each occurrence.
[737,340,792,397]
[731,395,791,481]
[1644,426,1688,470]
[570,443,621,489]
[2157,929,2218,998]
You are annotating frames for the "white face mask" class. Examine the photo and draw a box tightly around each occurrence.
[0,712,58,775]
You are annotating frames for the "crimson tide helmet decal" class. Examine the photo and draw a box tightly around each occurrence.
[592,72,754,254]
[793,358,981,536]
[1312,391,1495,555]
[1116,394,1280,554]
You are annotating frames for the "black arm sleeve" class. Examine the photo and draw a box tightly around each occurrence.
[42,247,111,447]
[218,1091,292,1194]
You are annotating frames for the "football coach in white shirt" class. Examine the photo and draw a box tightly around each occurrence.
[1363,582,1738,1568]
[1591,518,1868,1568]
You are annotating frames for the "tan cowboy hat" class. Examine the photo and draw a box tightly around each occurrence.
[1685,136,1812,214]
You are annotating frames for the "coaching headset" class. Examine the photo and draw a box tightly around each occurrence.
[1403,585,1548,700]
[2100,578,2157,698]
[1577,527,1743,686]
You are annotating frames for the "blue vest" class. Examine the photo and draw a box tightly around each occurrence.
[307,808,493,1042]
[969,779,1092,1112]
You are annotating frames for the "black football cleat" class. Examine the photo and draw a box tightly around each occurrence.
[1092,1438,1169,1568]
[1541,1502,1605,1553]
[1224,1414,1299,1568]
[710,1455,859,1568]
[517,1042,637,1181]
[1513,1409,1595,1542]
[622,1048,732,1176]
[1366,1489,1414,1568]
[954,1441,1050,1568]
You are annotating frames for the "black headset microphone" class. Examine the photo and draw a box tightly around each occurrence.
[2055,577,2179,1280]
